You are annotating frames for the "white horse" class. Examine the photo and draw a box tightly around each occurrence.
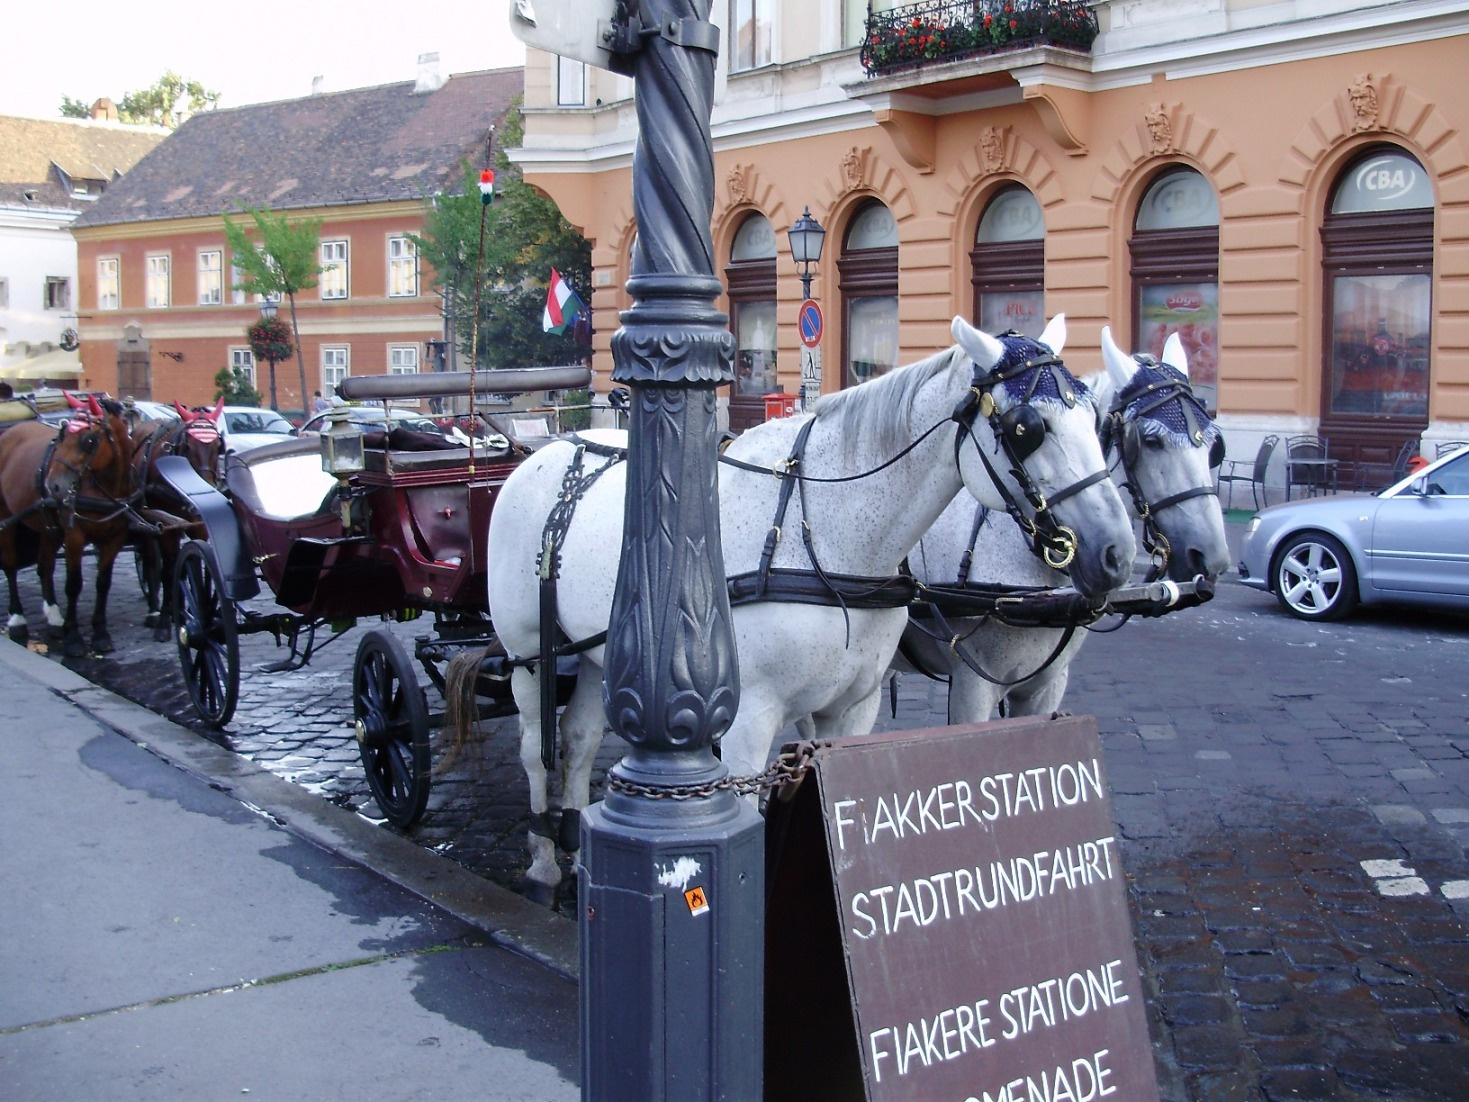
[896,326,1231,723]
[483,315,1137,901]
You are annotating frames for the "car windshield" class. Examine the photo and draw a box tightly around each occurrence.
[227,411,292,435]
[304,407,441,435]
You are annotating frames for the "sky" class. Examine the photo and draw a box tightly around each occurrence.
[3,0,527,121]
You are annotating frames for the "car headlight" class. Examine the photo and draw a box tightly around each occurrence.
[1246,517,1262,536]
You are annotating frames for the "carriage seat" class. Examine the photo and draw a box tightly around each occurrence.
[225,437,339,521]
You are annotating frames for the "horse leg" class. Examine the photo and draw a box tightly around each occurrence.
[948,669,1005,724]
[555,672,608,856]
[1001,637,1084,719]
[513,664,562,906]
[138,538,164,630]
[2,548,24,644]
[90,535,123,654]
[61,531,89,657]
[35,533,65,637]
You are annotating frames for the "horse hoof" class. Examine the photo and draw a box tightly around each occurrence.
[64,638,87,658]
[143,612,161,629]
[7,624,27,645]
[524,880,558,908]
[152,624,171,644]
[92,636,115,655]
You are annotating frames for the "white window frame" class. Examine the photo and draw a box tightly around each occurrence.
[387,236,418,298]
[146,254,171,308]
[320,239,349,300]
[230,347,257,386]
[731,0,773,72]
[321,345,350,390]
[44,276,71,310]
[230,261,248,305]
[388,344,420,375]
[557,56,586,106]
[198,250,223,305]
[98,257,119,310]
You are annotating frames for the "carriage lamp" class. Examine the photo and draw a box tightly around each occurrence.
[787,205,826,300]
[320,407,365,475]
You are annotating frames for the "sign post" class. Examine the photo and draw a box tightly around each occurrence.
[766,715,1160,1101]
[798,298,823,410]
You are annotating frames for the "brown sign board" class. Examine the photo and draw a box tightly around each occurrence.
[765,715,1159,1102]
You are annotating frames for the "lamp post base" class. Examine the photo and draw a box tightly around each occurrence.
[579,774,763,1101]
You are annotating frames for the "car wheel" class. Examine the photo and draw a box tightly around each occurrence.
[1273,532,1358,621]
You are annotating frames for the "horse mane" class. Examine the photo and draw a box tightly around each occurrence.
[810,345,966,464]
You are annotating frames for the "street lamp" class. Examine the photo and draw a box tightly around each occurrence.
[788,205,826,299]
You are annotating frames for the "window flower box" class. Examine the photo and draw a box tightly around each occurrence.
[861,0,1099,77]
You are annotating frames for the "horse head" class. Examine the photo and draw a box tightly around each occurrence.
[1097,326,1230,582]
[174,399,225,484]
[48,394,134,505]
[950,315,1135,600]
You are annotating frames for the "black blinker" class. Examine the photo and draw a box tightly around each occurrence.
[1209,434,1226,469]
[999,404,1046,460]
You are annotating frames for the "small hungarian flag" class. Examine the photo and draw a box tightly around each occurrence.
[543,268,587,335]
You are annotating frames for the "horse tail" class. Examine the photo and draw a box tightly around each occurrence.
[440,646,493,774]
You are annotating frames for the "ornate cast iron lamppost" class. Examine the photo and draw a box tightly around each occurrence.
[586,1,762,1098]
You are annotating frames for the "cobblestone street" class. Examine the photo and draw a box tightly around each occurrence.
[10,542,1469,1099]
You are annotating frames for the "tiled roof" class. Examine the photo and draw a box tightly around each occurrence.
[75,68,522,228]
[0,115,167,213]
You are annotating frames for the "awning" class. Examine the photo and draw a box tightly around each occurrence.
[0,349,85,381]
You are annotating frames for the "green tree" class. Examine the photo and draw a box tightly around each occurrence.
[214,366,262,407]
[223,206,323,415]
[413,99,591,372]
[58,72,221,127]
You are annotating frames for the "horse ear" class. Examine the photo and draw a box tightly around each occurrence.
[65,391,83,410]
[1100,326,1135,387]
[173,401,191,420]
[951,316,1005,369]
[210,397,225,422]
[1162,332,1190,377]
[1038,314,1067,355]
[87,395,105,420]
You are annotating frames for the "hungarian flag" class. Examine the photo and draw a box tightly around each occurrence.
[543,268,587,334]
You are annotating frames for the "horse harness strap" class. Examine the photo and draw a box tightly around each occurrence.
[535,437,625,771]
[725,417,917,645]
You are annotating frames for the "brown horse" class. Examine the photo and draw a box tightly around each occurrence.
[129,400,224,635]
[0,394,138,656]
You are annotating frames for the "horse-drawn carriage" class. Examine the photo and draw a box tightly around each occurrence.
[152,365,590,828]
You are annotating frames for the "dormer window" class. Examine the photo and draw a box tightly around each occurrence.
[22,189,38,202]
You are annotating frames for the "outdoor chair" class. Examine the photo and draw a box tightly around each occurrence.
[1217,433,1278,511]
[1354,437,1419,491]
[1284,434,1339,499]
[1437,441,1469,459]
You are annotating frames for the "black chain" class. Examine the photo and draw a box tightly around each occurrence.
[604,744,815,800]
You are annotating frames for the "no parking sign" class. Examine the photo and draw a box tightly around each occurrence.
[799,299,824,348]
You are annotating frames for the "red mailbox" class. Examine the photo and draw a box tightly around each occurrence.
[763,391,797,420]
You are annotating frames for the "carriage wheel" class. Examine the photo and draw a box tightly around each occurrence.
[173,539,239,727]
[353,629,431,828]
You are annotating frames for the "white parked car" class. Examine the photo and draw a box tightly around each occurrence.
[218,406,295,452]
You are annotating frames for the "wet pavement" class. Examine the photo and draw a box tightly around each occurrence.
[8,539,1469,1099]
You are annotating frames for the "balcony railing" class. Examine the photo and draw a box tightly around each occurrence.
[860,0,1099,77]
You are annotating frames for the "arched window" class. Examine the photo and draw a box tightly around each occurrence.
[1320,146,1434,479]
[724,213,778,431]
[1129,167,1220,412]
[838,201,899,389]
[971,185,1044,339]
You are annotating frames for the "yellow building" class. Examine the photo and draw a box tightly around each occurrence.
[513,0,1468,491]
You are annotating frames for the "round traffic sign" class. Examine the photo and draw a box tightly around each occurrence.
[798,299,824,348]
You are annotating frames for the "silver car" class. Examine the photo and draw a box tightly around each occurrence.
[1237,445,1469,620]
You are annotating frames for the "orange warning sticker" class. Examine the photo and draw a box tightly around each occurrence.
[684,886,710,916]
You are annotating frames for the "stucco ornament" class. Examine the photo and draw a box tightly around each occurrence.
[1145,104,1174,154]
[1349,74,1379,131]
[979,125,1010,174]
[842,146,868,190]
[726,163,749,204]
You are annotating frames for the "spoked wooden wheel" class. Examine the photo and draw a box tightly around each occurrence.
[173,539,239,727]
[353,629,431,828]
